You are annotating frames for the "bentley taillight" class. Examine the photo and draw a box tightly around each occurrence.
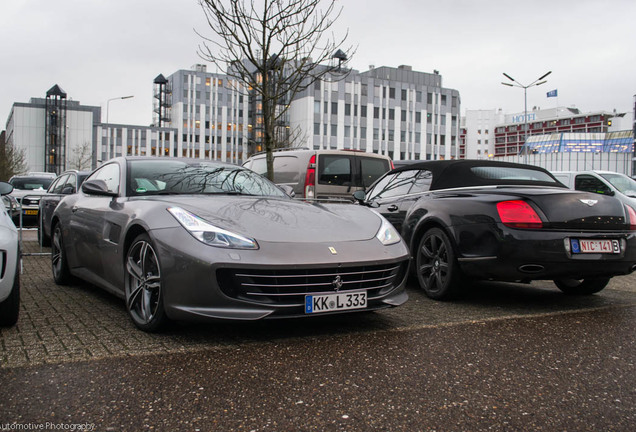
[626,205,636,231]
[496,200,543,229]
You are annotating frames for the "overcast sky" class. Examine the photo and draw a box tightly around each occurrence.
[2,0,635,128]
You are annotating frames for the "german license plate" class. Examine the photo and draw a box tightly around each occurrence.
[24,209,38,216]
[305,291,367,314]
[571,239,620,254]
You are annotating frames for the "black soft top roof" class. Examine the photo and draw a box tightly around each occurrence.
[389,160,565,190]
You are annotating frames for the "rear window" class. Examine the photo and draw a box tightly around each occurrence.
[471,167,558,184]
[360,157,390,187]
[318,156,352,186]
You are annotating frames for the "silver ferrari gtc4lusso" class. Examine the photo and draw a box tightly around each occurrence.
[50,157,410,332]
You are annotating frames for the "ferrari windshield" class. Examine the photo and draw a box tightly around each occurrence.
[128,159,286,198]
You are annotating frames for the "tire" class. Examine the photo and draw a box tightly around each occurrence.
[0,258,20,327]
[38,213,51,247]
[51,223,72,285]
[125,233,167,332]
[415,227,463,300]
[553,277,610,295]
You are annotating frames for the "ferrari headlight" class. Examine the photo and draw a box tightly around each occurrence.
[375,214,401,246]
[167,207,258,249]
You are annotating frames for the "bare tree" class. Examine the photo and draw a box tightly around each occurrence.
[197,0,354,180]
[67,142,93,171]
[0,136,27,181]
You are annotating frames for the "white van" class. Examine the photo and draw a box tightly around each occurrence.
[552,170,636,209]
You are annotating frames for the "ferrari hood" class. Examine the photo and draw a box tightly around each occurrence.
[148,195,382,243]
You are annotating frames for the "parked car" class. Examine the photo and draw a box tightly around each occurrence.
[50,157,409,332]
[242,148,393,201]
[8,173,56,225]
[38,170,91,246]
[552,170,636,209]
[0,181,20,327]
[353,160,636,300]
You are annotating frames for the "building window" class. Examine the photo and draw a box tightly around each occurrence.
[416,91,422,103]
[360,126,367,138]
[331,124,337,136]
[374,107,380,119]
[344,126,350,138]
[389,109,395,120]
[373,128,379,140]
[361,84,368,96]
[345,103,351,116]
[427,93,433,104]
[361,106,367,117]
[401,89,407,101]
[441,95,447,105]
[314,101,321,114]
[324,102,328,114]
[314,123,320,135]
[331,102,338,115]
[401,110,407,121]
[389,87,396,99]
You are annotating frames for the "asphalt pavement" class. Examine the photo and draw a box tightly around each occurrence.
[1,231,635,431]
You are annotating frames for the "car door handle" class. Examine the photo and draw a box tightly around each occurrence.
[387,205,398,212]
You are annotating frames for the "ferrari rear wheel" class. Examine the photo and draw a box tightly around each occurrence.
[51,223,72,285]
[553,277,610,295]
[416,227,462,300]
[125,233,167,332]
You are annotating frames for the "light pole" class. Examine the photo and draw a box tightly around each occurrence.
[105,95,134,160]
[501,71,551,162]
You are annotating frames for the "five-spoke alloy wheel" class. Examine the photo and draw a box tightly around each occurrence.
[416,227,462,300]
[125,233,167,332]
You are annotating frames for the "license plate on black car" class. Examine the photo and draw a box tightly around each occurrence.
[305,291,367,314]
[571,239,620,254]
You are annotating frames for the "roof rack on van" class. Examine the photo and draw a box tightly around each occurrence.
[252,147,311,156]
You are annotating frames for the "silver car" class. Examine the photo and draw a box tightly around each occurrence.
[0,181,20,327]
[51,157,409,332]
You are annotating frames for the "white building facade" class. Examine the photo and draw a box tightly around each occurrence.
[290,65,461,161]
[6,97,100,173]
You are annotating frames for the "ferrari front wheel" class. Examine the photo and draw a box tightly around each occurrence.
[125,233,167,332]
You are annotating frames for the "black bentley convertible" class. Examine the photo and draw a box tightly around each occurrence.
[354,160,636,299]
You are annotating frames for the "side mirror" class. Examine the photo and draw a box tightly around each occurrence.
[61,186,75,195]
[352,190,366,203]
[0,181,14,196]
[82,179,117,197]
[352,190,380,208]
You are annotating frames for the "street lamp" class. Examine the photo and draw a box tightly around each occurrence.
[501,71,551,161]
[105,95,134,160]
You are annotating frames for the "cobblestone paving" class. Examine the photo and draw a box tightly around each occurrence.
[2,230,635,369]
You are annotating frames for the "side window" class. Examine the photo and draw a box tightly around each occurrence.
[574,175,612,195]
[49,175,68,194]
[318,156,352,185]
[63,174,77,193]
[410,170,433,193]
[88,163,120,195]
[359,157,390,187]
[366,170,420,201]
